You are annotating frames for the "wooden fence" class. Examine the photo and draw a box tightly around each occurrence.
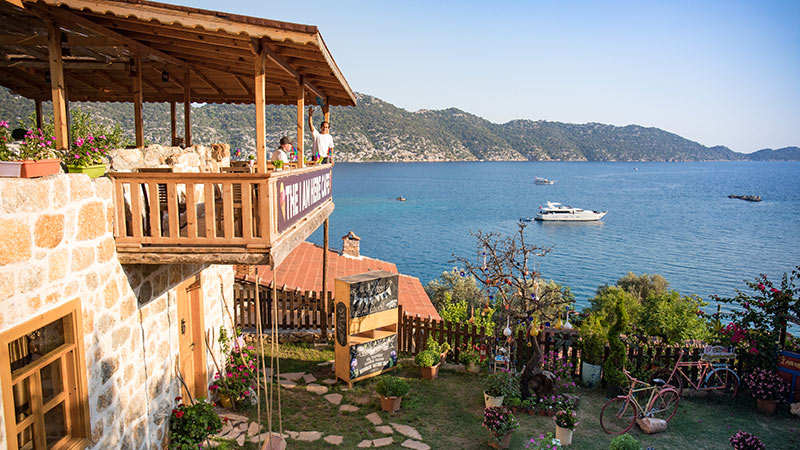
[233,281,333,337]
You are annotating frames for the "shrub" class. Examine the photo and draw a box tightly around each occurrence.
[375,375,410,398]
[208,328,257,408]
[459,343,483,365]
[609,433,641,450]
[424,335,451,356]
[743,368,789,401]
[415,350,439,368]
[554,409,578,430]
[485,370,519,398]
[577,315,606,366]
[168,397,222,450]
[603,299,629,388]
[506,396,522,407]
[729,431,766,450]
[482,407,519,438]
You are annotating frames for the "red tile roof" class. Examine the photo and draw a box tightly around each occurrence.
[244,242,440,320]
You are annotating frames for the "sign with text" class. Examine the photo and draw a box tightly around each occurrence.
[349,273,398,319]
[277,167,332,233]
[349,334,398,380]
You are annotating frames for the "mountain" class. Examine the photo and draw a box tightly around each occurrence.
[0,87,795,161]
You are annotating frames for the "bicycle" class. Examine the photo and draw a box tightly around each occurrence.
[662,347,739,400]
[600,368,680,435]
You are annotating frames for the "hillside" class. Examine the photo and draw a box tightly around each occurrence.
[1,87,795,161]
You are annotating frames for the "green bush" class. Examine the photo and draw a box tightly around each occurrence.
[485,371,519,398]
[603,299,629,388]
[424,336,451,355]
[609,433,641,450]
[506,396,521,407]
[168,398,222,450]
[375,375,410,398]
[577,315,606,366]
[415,350,439,368]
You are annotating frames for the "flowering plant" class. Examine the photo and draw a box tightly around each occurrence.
[168,397,222,450]
[554,409,578,430]
[208,327,258,408]
[459,343,483,365]
[485,370,519,398]
[482,407,519,438]
[0,120,12,160]
[17,128,57,161]
[543,350,576,393]
[729,431,765,450]
[64,133,110,167]
[742,368,789,401]
[525,432,561,450]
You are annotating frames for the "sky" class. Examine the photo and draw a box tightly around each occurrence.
[181,0,800,153]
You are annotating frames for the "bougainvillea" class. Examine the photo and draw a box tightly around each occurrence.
[742,368,789,401]
[482,406,520,438]
[729,431,766,450]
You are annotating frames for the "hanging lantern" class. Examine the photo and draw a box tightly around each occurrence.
[503,325,512,337]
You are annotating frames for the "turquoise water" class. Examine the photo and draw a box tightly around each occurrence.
[308,162,800,310]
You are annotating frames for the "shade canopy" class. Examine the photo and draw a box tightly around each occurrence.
[0,0,356,106]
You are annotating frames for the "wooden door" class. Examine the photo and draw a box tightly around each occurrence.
[177,275,207,401]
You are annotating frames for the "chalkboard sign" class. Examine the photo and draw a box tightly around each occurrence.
[349,334,398,380]
[349,274,398,319]
[335,302,348,347]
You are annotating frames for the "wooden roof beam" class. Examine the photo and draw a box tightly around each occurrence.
[0,59,127,70]
[252,38,326,102]
[234,74,252,96]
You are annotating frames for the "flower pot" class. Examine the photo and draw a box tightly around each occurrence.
[555,426,573,446]
[756,399,777,415]
[66,163,106,179]
[217,393,233,409]
[0,161,22,177]
[421,363,440,380]
[379,395,402,412]
[581,361,602,388]
[467,362,480,373]
[20,159,61,178]
[484,392,504,408]
[488,432,512,449]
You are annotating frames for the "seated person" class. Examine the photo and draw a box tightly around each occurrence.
[271,137,291,166]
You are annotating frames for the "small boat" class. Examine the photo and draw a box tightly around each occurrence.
[396,196,406,202]
[519,217,535,222]
[535,202,607,222]
[535,177,555,185]
[728,194,761,202]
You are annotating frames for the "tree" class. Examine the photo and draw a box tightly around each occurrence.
[616,272,668,303]
[425,268,485,312]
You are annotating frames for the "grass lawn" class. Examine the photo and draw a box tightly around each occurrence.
[214,343,800,449]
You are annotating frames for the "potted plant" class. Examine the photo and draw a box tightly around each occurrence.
[577,317,605,387]
[168,396,222,450]
[525,432,561,450]
[64,133,110,178]
[273,159,284,170]
[208,328,258,410]
[506,396,521,413]
[10,128,61,178]
[484,370,517,407]
[425,336,452,362]
[609,433,641,450]
[460,343,482,373]
[729,431,766,450]
[482,407,519,449]
[375,375,410,412]
[554,408,578,446]
[743,368,789,415]
[0,119,22,177]
[416,349,441,380]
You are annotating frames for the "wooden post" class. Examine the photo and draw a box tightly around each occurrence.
[170,101,177,146]
[47,21,68,150]
[254,46,267,173]
[35,100,43,130]
[132,55,144,149]
[183,71,191,147]
[296,77,304,168]
[320,218,329,340]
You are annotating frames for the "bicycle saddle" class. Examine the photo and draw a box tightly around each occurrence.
[651,378,666,386]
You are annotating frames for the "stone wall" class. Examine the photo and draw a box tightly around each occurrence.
[107,144,230,173]
[0,173,234,449]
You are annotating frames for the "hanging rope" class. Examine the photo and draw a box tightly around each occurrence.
[254,271,264,448]
[273,266,283,436]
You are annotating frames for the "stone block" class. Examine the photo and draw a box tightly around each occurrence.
[77,201,106,240]
[296,431,322,442]
[323,435,344,445]
[69,173,95,201]
[97,237,116,262]
[34,214,64,249]
[104,278,119,309]
[0,271,15,302]
[48,248,68,282]
[18,265,45,293]
[112,325,131,351]
[390,423,422,440]
[97,385,114,411]
[71,246,95,271]
[401,439,430,450]
[373,437,393,447]
[357,439,372,448]
[51,175,69,209]
[376,425,393,434]
[365,412,382,425]
[1,179,50,212]
[0,218,31,265]
[95,177,112,200]
[101,358,118,384]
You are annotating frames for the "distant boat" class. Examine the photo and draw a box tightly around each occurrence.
[535,202,607,221]
[519,217,535,222]
[396,196,406,201]
[535,177,556,185]
[728,194,761,202]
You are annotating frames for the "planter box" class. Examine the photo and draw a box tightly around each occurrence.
[0,161,22,177]
[379,395,402,412]
[421,363,440,380]
[66,163,107,179]
[20,159,61,178]
[756,398,777,415]
[555,425,573,446]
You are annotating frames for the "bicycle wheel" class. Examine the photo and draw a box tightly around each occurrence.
[654,368,683,396]
[703,368,739,400]
[647,388,680,423]
[600,397,637,435]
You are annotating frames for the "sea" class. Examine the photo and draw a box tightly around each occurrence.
[308,161,800,313]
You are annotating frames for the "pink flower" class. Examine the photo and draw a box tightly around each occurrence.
[0,121,7,128]
[758,283,765,290]
[76,138,85,147]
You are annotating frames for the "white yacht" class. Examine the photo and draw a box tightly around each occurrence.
[534,202,607,221]
[535,177,555,185]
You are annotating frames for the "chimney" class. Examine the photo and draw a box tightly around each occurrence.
[341,231,361,257]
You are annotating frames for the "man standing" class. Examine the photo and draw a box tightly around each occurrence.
[308,106,333,163]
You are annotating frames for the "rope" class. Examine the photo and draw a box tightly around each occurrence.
[254,271,264,448]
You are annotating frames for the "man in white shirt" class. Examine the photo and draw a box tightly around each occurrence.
[308,106,333,163]
[271,136,291,165]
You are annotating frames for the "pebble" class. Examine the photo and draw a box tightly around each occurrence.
[248,421,261,436]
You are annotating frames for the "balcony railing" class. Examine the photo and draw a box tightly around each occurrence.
[109,164,333,265]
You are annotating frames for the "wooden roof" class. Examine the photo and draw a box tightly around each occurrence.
[0,0,356,106]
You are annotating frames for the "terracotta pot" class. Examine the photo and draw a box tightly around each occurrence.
[484,392,504,408]
[66,163,107,179]
[0,161,22,177]
[20,159,61,178]
[421,363,440,380]
[488,432,512,449]
[555,425,573,446]
[756,398,777,415]
[379,395,402,412]
[217,393,233,409]
[526,408,535,415]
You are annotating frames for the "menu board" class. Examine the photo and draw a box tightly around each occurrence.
[350,275,398,319]
[349,334,398,380]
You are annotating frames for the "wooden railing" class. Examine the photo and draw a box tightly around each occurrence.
[233,280,332,335]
